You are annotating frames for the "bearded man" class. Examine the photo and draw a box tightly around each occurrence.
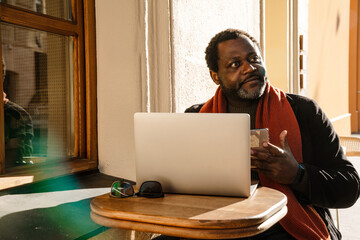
[184,29,360,240]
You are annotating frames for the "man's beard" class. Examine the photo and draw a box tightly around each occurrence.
[219,78,267,101]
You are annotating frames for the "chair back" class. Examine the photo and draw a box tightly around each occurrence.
[339,136,360,156]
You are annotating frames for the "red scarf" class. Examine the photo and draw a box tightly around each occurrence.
[200,83,330,240]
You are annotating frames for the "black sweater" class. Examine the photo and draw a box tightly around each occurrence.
[185,93,360,240]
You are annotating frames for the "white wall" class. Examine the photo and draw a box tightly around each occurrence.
[96,0,144,180]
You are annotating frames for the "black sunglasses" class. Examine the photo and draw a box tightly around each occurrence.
[110,180,164,198]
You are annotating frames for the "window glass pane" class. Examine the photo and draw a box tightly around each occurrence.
[1,0,73,21]
[2,23,75,168]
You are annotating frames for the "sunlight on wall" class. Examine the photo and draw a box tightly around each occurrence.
[308,0,350,135]
[172,0,261,113]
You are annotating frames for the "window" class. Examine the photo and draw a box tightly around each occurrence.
[0,0,97,177]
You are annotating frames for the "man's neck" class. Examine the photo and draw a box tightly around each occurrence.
[227,97,260,129]
[226,97,259,108]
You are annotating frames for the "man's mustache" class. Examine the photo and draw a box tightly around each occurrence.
[239,74,264,88]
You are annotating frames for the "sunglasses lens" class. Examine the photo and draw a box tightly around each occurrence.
[110,181,134,197]
[138,181,164,198]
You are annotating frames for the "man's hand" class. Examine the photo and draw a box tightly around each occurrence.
[3,92,8,104]
[251,130,299,184]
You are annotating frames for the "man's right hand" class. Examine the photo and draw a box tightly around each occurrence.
[251,130,300,185]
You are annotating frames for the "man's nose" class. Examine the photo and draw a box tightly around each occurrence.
[241,61,256,74]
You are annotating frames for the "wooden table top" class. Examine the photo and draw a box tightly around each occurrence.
[91,187,287,239]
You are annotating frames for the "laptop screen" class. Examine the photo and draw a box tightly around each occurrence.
[134,113,251,197]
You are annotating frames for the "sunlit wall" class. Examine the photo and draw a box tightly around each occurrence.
[308,0,350,135]
[172,0,261,113]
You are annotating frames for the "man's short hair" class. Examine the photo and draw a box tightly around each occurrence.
[205,29,262,72]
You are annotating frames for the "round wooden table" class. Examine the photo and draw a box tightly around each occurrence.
[91,187,287,239]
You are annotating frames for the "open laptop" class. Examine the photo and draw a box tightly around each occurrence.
[134,113,256,197]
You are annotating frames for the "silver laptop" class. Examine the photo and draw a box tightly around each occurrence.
[134,113,254,197]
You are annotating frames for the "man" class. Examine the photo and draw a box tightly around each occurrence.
[2,58,34,166]
[185,29,360,239]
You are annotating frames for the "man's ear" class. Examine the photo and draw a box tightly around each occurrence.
[210,70,220,85]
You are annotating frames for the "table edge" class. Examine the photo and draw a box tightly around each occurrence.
[90,187,287,229]
[90,206,288,239]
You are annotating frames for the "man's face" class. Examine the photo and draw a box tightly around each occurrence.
[210,37,267,102]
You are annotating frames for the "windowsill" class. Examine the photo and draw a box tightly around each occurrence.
[0,159,98,190]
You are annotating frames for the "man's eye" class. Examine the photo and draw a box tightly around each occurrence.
[230,61,240,68]
[249,56,261,63]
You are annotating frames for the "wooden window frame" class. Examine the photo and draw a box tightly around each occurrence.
[0,0,98,178]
